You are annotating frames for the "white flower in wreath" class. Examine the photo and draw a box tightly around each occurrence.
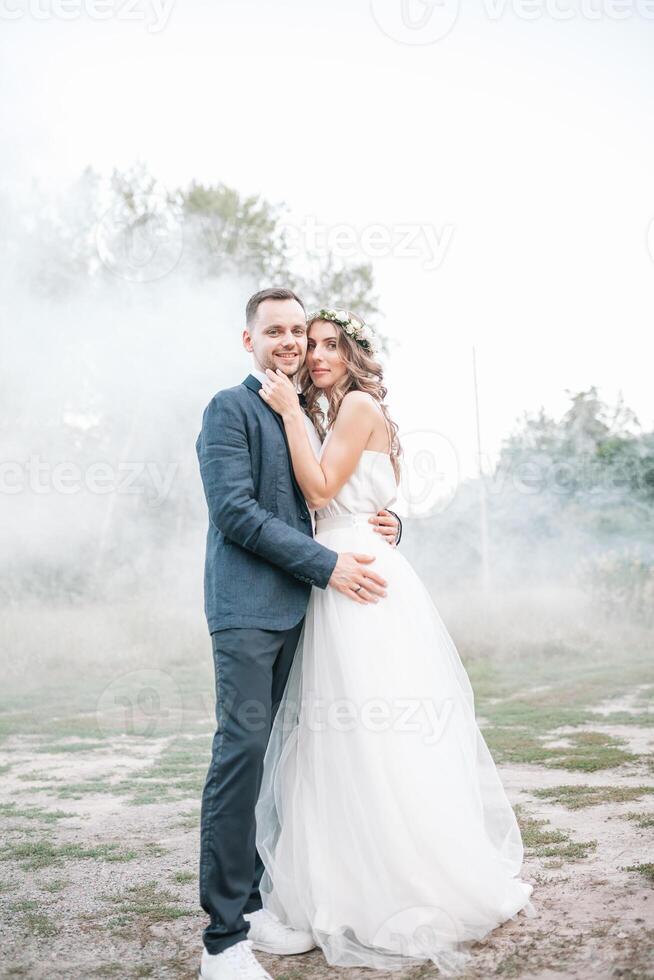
[334,309,349,322]
[363,329,378,353]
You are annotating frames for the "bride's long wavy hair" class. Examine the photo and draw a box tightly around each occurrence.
[297,311,403,484]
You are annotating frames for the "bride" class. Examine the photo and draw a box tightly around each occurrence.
[255,308,535,975]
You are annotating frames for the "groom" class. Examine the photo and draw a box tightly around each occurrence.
[195,287,402,980]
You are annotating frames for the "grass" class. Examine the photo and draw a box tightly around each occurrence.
[113,737,210,806]
[9,900,59,938]
[532,784,654,810]
[24,912,59,938]
[624,811,654,829]
[623,862,654,884]
[174,809,201,830]
[275,972,316,980]
[484,724,639,771]
[0,802,75,822]
[588,710,654,726]
[472,640,652,775]
[515,805,597,860]
[55,778,118,799]
[104,880,194,925]
[493,927,577,977]
[0,712,109,742]
[88,953,198,977]
[473,654,648,720]
[39,878,70,893]
[35,740,108,754]
[470,634,653,778]
[171,870,195,884]
[17,738,211,807]
[16,770,56,782]
[0,839,137,870]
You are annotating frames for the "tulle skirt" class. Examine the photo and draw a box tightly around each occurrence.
[255,519,535,974]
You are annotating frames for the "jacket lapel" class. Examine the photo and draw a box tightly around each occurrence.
[242,374,307,508]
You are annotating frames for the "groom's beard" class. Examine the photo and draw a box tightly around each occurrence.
[263,352,305,377]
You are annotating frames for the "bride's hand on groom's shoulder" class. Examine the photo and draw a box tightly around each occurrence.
[258,368,301,419]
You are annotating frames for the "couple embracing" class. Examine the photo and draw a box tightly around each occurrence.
[195,287,535,979]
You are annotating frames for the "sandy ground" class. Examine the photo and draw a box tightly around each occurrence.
[0,716,652,980]
[1,597,653,979]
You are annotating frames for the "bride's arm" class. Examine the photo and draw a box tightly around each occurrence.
[259,370,377,510]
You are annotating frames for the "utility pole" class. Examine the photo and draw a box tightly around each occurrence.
[472,346,490,598]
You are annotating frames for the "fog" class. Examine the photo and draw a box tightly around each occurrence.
[2,169,652,644]
[1,177,254,617]
[2,7,654,977]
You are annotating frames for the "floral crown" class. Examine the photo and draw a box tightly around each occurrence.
[309,308,378,356]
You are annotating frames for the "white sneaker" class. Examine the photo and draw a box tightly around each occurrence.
[199,939,273,979]
[244,908,316,955]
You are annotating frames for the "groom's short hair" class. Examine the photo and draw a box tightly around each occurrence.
[245,287,305,328]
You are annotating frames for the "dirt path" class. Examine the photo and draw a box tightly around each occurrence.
[1,599,653,979]
[1,717,652,979]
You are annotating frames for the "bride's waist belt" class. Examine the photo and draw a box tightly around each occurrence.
[314,511,378,532]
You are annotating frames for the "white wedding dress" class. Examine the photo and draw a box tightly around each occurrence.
[255,419,535,975]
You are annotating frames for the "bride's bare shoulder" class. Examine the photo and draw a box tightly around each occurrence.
[337,391,387,449]
[339,391,385,427]
[339,390,379,414]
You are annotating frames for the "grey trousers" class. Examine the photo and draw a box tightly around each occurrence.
[199,621,304,955]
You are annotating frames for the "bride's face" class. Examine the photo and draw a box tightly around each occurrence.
[306,320,348,390]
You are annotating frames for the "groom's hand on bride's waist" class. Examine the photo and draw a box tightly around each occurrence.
[328,553,388,605]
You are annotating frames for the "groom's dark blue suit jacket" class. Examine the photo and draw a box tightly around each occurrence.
[196,373,340,633]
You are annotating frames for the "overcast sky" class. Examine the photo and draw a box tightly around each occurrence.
[3,0,654,479]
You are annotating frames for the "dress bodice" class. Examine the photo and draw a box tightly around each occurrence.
[315,429,398,520]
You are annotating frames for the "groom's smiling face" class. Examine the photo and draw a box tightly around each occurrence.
[243,297,307,377]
